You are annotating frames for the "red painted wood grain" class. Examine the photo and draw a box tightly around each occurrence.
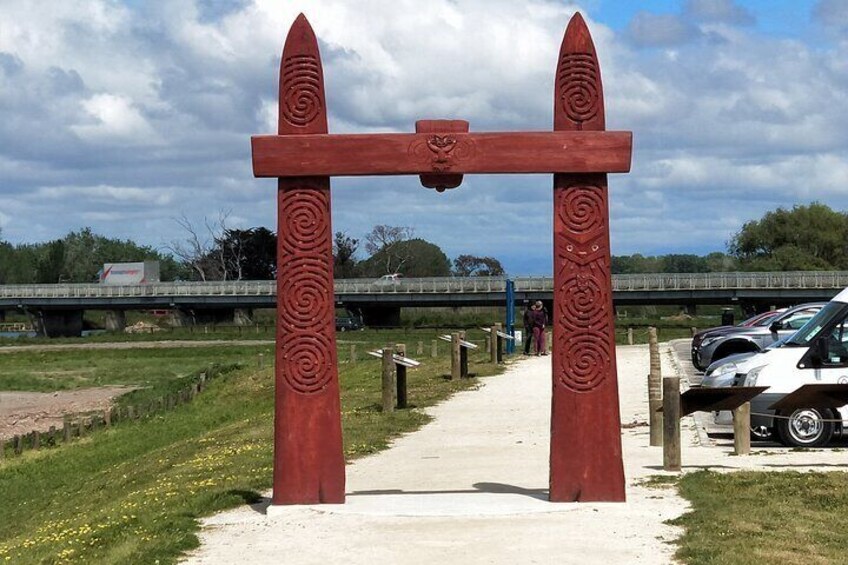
[549,12,626,503]
[273,13,345,505]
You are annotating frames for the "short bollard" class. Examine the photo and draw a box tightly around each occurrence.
[489,325,498,363]
[431,339,438,358]
[350,344,357,363]
[733,401,751,455]
[258,353,265,369]
[451,333,462,380]
[63,418,71,443]
[495,323,504,363]
[33,430,40,450]
[627,326,634,345]
[395,343,408,409]
[648,327,663,447]
[381,346,394,413]
[417,341,424,356]
[662,376,681,472]
[690,326,698,337]
[459,331,469,378]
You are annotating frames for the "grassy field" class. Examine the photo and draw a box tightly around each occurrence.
[0,329,501,564]
[652,471,848,564]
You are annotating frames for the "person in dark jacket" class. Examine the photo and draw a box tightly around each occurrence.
[530,301,548,355]
[523,302,535,355]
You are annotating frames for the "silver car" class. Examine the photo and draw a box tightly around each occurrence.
[693,303,825,371]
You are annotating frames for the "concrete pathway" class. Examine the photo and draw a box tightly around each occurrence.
[183,343,848,565]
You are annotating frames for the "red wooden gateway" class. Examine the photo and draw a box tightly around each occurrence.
[254,12,632,505]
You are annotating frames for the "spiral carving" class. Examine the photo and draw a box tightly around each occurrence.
[558,272,608,328]
[558,53,599,125]
[279,257,333,328]
[282,332,334,394]
[558,186,604,234]
[282,55,322,127]
[279,187,331,255]
[278,186,334,396]
[557,331,610,392]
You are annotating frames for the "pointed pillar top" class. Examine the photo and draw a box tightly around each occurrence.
[279,13,328,135]
[554,12,605,132]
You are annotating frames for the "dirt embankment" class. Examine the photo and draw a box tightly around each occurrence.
[0,387,134,441]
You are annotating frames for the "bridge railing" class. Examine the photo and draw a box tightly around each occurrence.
[2,272,848,299]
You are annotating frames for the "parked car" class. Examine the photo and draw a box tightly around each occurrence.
[374,273,402,284]
[701,336,790,440]
[691,303,824,371]
[690,310,785,370]
[723,288,848,447]
[335,316,363,331]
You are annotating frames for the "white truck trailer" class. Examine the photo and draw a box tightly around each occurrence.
[99,261,160,285]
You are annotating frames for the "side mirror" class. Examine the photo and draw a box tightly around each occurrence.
[810,338,829,367]
[769,321,783,333]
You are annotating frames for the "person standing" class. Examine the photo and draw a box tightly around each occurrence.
[522,301,535,355]
[530,300,547,356]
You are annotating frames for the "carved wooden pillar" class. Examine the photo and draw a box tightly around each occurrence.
[274,14,345,505]
[549,13,625,502]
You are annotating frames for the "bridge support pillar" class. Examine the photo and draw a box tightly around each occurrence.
[234,308,253,326]
[104,310,126,332]
[32,309,84,338]
[361,306,401,328]
[170,309,194,327]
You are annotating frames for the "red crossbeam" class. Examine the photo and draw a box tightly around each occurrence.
[252,131,632,177]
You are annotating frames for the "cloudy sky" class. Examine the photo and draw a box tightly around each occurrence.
[1,0,847,275]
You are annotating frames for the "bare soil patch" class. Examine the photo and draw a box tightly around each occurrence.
[0,386,135,441]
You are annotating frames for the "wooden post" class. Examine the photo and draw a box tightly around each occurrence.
[349,344,357,363]
[662,376,681,472]
[395,343,408,409]
[63,418,71,443]
[78,418,86,437]
[690,327,698,337]
[451,333,462,380]
[33,430,40,450]
[417,341,424,356]
[104,408,112,427]
[48,426,56,447]
[627,327,634,345]
[127,406,136,420]
[431,339,438,358]
[258,353,265,369]
[14,435,22,455]
[459,331,469,378]
[733,402,751,455]
[489,325,498,363]
[648,326,663,447]
[381,346,394,413]
[495,323,504,363]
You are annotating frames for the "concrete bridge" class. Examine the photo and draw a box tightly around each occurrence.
[2,271,847,337]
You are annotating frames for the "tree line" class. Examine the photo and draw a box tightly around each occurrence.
[1,202,845,283]
[0,223,504,284]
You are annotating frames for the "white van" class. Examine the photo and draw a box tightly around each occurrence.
[728,286,848,447]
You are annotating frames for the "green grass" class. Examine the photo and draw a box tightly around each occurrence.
[0,329,502,564]
[672,470,848,564]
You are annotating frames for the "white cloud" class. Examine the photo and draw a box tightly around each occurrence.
[1,0,848,273]
[71,94,160,144]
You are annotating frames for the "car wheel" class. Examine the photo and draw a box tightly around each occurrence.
[776,408,835,447]
[750,425,773,441]
[339,326,346,332]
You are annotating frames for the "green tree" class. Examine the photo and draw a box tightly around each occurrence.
[453,254,505,276]
[360,238,451,277]
[729,202,848,270]
[333,231,360,279]
[215,227,277,280]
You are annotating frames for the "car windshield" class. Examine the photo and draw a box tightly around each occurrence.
[785,302,848,346]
